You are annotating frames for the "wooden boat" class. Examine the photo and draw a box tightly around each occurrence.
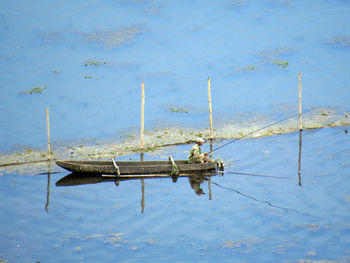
[55,159,218,176]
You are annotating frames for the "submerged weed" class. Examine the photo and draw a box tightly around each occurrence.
[326,35,350,47]
[228,0,244,8]
[85,24,148,50]
[260,47,292,60]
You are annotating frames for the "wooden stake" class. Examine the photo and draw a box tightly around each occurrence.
[46,107,51,161]
[140,81,145,150]
[208,77,213,139]
[298,73,303,131]
[298,73,303,186]
[140,82,145,212]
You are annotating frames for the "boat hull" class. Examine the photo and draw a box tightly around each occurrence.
[55,160,217,175]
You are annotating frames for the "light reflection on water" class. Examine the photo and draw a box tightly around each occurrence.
[1,126,350,262]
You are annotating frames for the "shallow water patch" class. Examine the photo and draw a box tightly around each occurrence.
[83,24,148,50]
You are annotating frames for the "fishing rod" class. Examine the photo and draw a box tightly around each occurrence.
[208,113,299,154]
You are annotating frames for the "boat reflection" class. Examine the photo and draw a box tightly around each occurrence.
[56,172,216,186]
[56,171,217,213]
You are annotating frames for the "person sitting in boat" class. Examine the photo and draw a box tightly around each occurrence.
[188,137,209,164]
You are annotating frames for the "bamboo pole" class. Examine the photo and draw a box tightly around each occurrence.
[298,73,303,186]
[298,73,303,130]
[46,107,51,161]
[140,82,145,212]
[208,77,213,139]
[140,81,145,150]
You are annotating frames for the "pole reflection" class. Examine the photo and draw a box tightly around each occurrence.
[298,129,302,186]
[45,161,52,212]
[45,174,50,212]
[140,153,145,213]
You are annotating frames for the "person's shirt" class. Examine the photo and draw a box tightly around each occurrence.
[188,143,201,163]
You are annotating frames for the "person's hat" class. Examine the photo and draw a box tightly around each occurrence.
[196,137,205,143]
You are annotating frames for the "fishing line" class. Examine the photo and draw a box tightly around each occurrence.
[218,171,293,180]
[211,181,304,215]
[208,113,299,154]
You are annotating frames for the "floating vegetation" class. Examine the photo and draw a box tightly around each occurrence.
[84,24,148,50]
[84,76,98,79]
[260,47,292,68]
[226,64,255,76]
[272,60,288,68]
[237,65,255,72]
[54,232,127,249]
[22,86,47,94]
[222,238,262,249]
[84,60,107,67]
[167,107,188,114]
[326,35,350,47]
[53,70,60,74]
[24,148,32,154]
[1,107,349,174]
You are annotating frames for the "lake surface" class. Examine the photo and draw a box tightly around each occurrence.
[1,0,350,262]
[1,127,350,262]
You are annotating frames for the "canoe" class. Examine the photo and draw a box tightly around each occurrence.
[55,159,218,176]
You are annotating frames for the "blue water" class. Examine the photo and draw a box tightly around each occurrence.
[0,0,349,151]
[1,127,350,262]
[1,0,350,262]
